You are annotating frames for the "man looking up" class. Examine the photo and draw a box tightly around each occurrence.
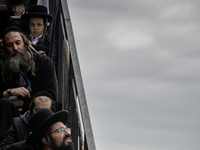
[0,91,56,150]
[26,109,74,150]
[0,26,58,142]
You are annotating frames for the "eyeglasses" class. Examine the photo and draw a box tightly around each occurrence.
[50,127,71,134]
[30,23,44,28]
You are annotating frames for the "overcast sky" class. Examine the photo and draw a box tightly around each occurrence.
[67,1,200,150]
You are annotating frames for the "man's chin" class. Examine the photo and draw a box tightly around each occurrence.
[65,137,72,144]
[52,138,74,150]
[63,138,74,150]
[65,141,74,150]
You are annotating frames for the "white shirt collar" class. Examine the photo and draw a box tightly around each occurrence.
[29,34,43,45]
[14,9,25,17]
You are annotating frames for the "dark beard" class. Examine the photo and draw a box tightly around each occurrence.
[3,47,32,78]
[51,135,75,150]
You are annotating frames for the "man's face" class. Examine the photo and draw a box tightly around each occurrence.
[4,32,25,57]
[33,97,52,114]
[50,122,74,150]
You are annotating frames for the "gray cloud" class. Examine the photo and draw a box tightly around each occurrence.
[68,0,200,150]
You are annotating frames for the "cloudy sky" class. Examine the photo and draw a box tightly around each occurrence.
[67,0,200,150]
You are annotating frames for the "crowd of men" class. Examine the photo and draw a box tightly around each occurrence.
[0,0,74,149]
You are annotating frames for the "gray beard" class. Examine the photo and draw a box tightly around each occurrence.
[4,48,32,76]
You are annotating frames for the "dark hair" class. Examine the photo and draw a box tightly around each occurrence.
[0,31,36,82]
[29,92,56,118]
[36,126,52,149]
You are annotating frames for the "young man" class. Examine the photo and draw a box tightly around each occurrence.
[0,91,56,150]
[0,26,58,142]
[26,108,74,150]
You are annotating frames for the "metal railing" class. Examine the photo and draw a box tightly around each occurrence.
[49,0,96,150]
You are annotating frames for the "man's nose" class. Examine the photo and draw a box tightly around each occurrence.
[13,44,18,50]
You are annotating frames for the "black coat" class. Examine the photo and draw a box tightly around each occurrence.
[0,112,30,150]
[0,9,9,39]
[32,35,50,56]
[0,9,28,39]
[0,53,58,104]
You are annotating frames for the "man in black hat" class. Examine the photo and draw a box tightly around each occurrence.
[26,108,74,150]
[0,26,58,142]
[0,91,56,150]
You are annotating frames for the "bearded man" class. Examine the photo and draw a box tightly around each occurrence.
[26,108,74,150]
[0,26,58,143]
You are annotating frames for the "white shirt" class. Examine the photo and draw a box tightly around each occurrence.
[14,9,25,17]
[29,34,43,45]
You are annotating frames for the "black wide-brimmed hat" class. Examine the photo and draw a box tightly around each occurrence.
[26,108,69,146]
[21,5,52,22]
[1,0,29,5]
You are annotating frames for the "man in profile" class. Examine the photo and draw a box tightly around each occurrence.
[0,91,56,150]
[0,26,58,142]
[26,108,74,150]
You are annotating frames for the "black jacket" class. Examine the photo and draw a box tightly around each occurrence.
[32,35,50,56]
[0,53,58,105]
[0,111,30,150]
[0,9,9,39]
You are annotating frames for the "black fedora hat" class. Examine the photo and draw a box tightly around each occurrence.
[21,5,52,22]
[26,108,69,146]
[1,0,29,5]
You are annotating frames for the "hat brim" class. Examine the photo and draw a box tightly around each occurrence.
[1,0,29,5]
[21,13,53,22]
[26,110,68,145]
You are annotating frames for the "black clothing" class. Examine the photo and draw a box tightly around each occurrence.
[0,53,58,100]
[31,35,50,56]
[0,53,58,139]
[0,111,30,150]
[27,0,38,6]
[0,9,9,39]
[0,98,18,142]
[0,9,28,39]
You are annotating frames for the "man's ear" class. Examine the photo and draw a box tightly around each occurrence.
[42,137,50,145]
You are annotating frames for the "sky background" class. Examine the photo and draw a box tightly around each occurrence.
[67,1,200,150]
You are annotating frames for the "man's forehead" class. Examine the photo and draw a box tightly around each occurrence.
[4,32,22,42]
[51,122,66,130]
[34,97,51,106]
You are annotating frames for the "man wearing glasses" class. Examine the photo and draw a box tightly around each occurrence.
[26,108,74,150]
[0,91,56,150]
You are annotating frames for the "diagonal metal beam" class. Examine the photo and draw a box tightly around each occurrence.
[60,0,96,150]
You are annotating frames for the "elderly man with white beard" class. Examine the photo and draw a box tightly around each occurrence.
[0,26,58,143]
